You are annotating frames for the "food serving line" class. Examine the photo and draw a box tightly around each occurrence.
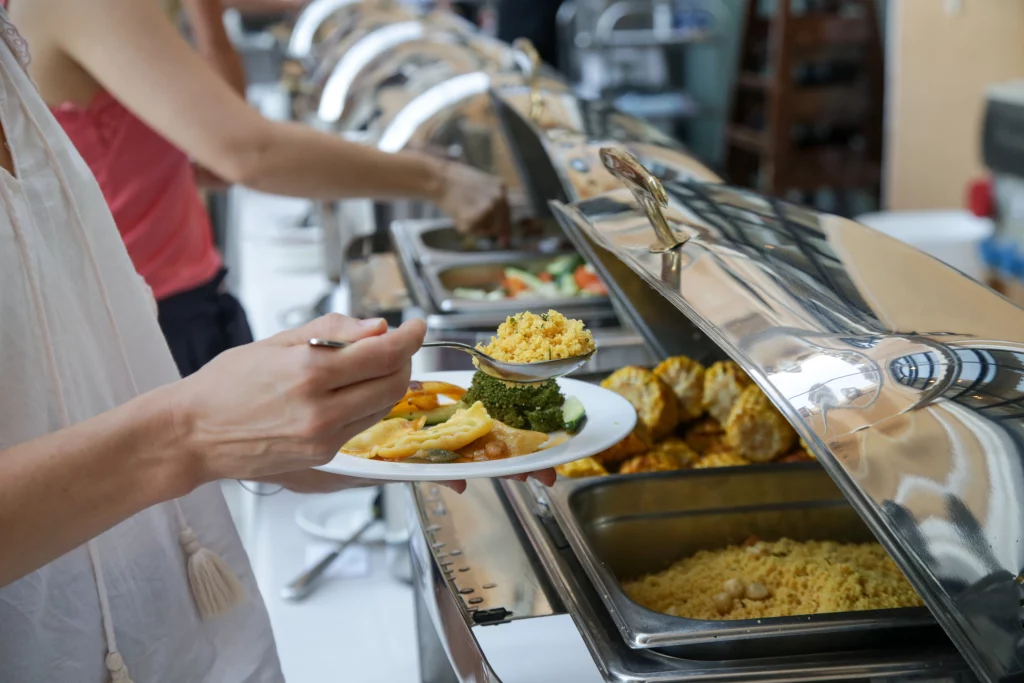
[284,3,1024,682]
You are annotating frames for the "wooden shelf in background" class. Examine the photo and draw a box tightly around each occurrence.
[727,125,769,153]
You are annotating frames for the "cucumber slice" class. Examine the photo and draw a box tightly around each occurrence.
[453,287,491,300]
[557,272,579,296]
[504,267,546,290]
[545,254,582,278]
[404,403,459,425]
[562,396,586,433]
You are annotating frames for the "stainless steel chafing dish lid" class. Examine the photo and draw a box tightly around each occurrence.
[315,23,550,127]
[316,20,466,123]
[490,94,720,226]
[371,44,572,198]
[550,150,1024,683]
[330,38,487,135]
[287,0,371,60]
[288,0,477,60]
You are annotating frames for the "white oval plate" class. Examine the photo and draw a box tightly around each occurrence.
[295,489,387,543]
[317,370,636,481]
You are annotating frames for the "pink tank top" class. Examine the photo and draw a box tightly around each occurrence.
[51,90,222,301]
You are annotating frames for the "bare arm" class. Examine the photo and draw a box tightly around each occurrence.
[0,387,193,586]
[183,0,247,96]
[0,314,425,587]
[45,0,445,202]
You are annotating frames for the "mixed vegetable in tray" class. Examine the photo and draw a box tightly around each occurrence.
[452,254,609,301]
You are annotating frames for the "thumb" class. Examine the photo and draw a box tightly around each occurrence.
[271,313,387,346]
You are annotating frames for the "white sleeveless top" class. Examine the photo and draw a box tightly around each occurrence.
[0,11,284,683]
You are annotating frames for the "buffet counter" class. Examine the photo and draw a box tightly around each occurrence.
[282,7,1024,682]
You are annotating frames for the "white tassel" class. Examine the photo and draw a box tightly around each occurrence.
[178,526,246,619]
[106,652,134,683]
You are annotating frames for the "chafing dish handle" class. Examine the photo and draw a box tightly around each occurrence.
[599,147,689,253]
[511,37,544,124]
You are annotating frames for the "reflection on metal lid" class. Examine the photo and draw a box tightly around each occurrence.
[377,71,491,153]
[551,179,1024,683]
[288,0,361,58]
[318,21,426,122]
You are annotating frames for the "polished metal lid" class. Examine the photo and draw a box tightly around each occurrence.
[490,93,720,222]
[287,0,371,59]
[363,40,572,208]
[550,149,1024,683]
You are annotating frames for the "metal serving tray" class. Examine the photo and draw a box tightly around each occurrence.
[422,256,612,314]
[543,465,943,659]
[500,479,973,683]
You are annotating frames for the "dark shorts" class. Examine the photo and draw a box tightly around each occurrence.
[157,270,254,377]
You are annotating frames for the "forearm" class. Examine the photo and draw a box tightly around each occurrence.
[235,120,446,201]
[0,386,195,586]
[183,0,247,95]
[199,40,246,96]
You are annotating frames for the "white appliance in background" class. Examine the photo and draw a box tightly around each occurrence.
[855,210,994,282]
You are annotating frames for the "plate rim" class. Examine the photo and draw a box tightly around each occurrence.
[316,369,636,481]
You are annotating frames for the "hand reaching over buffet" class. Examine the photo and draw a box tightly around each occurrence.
[437,160,512,242]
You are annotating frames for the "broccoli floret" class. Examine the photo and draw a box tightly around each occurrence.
[462,371,565,431]
[525,406,565,433]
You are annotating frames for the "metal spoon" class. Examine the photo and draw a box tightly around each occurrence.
[308,338,594,383]
[281,491,383,602]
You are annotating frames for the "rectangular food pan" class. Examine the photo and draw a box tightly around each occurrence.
[394,217,573,266]
[422,257,612,315]
[543,464,945,660]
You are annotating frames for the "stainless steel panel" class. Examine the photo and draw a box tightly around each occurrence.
[407,482,505,683]
[544,465,941,658]
[550,161,1024,682]
[411,480,559,624]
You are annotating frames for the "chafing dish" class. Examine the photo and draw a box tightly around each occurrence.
[545,464,941,659]
[390,213,648,379]
[404,139,1024,682]
[423,257,610,314]
[389,215,626,334]
[490,88,722,224]
[288,0,481,62]
[287,0,381,61]
[392,216,571,266]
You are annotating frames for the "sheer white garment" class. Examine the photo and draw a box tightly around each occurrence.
[0,11,284,683]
